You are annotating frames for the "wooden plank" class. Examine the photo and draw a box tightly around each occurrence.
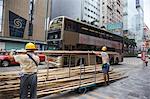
[0,64,125,99]
[36,50,119,55]
[0,71,121,92]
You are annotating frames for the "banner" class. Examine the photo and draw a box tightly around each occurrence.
[106,22,123,30]
[9,11,27,38]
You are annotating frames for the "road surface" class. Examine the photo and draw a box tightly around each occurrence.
[41,57,150,99]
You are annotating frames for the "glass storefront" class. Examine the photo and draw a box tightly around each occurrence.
[0,0,3,32]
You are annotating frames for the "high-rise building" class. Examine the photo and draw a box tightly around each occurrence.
[100,0,113,26]
[100,0,123,36]
[135,0,144,47]
[123,0,128,36]
[122,0,144,49]
[123,0,138,39]
[0,0,51,50]
[51,0,101,26]
[112,0,123,22]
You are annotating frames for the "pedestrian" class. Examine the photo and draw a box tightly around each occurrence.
[144,55,148,67]
[10,42,40,99]
[141,51,148,67]
[93,46,110,85]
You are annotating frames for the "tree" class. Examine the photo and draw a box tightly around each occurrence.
[123,36,137,55]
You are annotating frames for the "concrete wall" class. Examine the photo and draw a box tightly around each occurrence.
[2,0,48,42]
[3,0,29,37]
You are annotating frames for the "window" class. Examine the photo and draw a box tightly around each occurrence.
[85,7,87,10]
[29,0,34,21]
[47,31,61,39]
[117,10,120,14]
[64,19,78,32]
[50,18,63,31]
[0,0,3,32]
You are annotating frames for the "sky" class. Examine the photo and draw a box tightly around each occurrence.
[144,0,150,28]
[128,0,150,29]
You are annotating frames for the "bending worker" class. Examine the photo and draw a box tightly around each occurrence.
[10,42,40,99]
[93,46,110,85]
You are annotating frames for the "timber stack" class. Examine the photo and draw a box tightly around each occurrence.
[0,65,125,99]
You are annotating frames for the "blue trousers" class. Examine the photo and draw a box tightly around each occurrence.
[20,73,37,99]
[102,63,110,74]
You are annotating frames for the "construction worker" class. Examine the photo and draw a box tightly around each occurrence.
[93,46,110,85]
[10,42,40,99]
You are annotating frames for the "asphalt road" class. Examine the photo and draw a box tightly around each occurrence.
[41,57,150,99]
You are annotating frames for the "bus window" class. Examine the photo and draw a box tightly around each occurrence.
[49,18,63,31]
[77,58,85,66]
[47,31,61,39]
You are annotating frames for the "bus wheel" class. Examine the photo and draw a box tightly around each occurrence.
[115,58,119,64]
[110,58,114,65]
[78,87,87,94]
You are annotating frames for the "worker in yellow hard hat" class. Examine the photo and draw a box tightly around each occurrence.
[25,42,37,51]
[101,46,107,51]
[93,46,110,85]
[101,46,110,85]
[10,42,40,98]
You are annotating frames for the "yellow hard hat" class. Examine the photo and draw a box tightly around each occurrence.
[101,46,107,51]
[25,42,37,50]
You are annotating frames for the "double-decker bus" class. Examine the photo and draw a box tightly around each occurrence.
[47,16,123,66]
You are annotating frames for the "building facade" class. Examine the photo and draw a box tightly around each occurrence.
[100,0,113,26]
[122,0,144,50]
[100,0,123,36]
[143,24,150,41]
[122,0,128,36]
[135,0,144,47]
[0,0,50,50]
[123,0,138,39]
[51,0,101,26]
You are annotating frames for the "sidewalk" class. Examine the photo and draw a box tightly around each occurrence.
[78,64,150,99]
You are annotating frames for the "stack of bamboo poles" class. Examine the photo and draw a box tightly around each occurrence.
[0,65,125,99]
